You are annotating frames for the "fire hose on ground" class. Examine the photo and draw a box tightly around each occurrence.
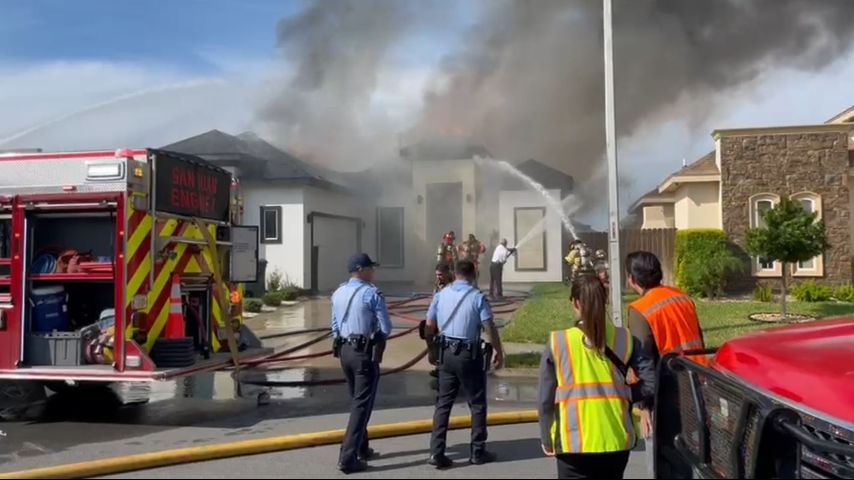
[0,410,540,480]
[234,293,525,385]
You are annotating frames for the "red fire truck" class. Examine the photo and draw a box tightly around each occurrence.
[656,319,854,479]
[0,148,269,388]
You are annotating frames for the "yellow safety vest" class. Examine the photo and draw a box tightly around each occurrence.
[549,323,636,454]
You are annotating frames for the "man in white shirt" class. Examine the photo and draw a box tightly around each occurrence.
[489,239,517,300]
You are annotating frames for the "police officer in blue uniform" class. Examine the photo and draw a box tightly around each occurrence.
[331,253,393,474]
[424,259,505,469]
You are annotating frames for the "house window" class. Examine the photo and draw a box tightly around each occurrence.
[792,192,823,276]
[749,194,780,275]
[377,207,404,268]
[260,206,282,244]
[514,207,547,271]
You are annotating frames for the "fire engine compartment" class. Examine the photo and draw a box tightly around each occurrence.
[0,149,266,383]
[656,354,854,479]
[24,209,118,366]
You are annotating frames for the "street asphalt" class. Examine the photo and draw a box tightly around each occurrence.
[2,403,650,479]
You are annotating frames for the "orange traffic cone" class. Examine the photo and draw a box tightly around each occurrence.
[164,274,186,339]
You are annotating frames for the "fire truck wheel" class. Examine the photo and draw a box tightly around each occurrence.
[151,344,196,355]
[151,352,197,361]
[151,338,196,358]
[151,355,197,368]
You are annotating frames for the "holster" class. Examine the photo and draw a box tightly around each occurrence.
[370,335,387,364]
[481,341,494,372]
[332,337,344,358]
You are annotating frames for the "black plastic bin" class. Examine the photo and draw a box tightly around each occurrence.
[26,331,85,367]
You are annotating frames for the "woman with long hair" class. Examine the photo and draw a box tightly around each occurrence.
[538,275,656,479]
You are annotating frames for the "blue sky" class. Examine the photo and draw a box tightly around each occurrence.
[0,0,300,71]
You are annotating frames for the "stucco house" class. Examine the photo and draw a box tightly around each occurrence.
[630,106,854,286]
[165,132,584,291]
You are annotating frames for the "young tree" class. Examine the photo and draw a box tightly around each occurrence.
[746,197,828,318]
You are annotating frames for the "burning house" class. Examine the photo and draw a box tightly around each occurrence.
[165,131,583,292]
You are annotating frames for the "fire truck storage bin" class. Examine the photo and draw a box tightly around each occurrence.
[26,331,85,366]
[31,286,70,332]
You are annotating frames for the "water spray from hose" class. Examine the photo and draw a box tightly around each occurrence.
[472,156,578,247]
[0,79,225,147]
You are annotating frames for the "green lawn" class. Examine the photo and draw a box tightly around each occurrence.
[502,283,854,348]
[504,352,543,369]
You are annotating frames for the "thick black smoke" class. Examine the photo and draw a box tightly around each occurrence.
[258,0,854,198]
[256,0,446,167]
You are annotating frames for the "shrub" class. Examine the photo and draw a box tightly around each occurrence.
[280,286,301,301]
[834,284,854,303]
[244,298,263,313]
[267,269,284,292]
[675,229,743,298]
[791,280,832,302]
[753,285,773,303]
[262,291,283,307]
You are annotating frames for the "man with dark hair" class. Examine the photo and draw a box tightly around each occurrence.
[424,259,504,469]
[625,251,706,477]
[625,251,705,366]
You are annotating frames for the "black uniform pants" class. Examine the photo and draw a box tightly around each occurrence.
[430,349,487,456]
[556,451,630,479]
[338,343,380,465]
[489,262,504,299]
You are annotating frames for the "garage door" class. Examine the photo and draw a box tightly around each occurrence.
[313,216,360,292]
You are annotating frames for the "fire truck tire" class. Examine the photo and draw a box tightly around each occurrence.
[151,345,196,356]
[152,338,195,349]
[151,352,196,361]
[151,356,197,368]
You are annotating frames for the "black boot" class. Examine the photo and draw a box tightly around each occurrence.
[337,459,368,474]
[470,450,497,465]
[428,454,454,469]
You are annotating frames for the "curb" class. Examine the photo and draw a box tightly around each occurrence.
[0,410,539,479]
[493,368,539,378]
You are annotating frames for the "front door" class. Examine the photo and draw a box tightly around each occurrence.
[312,215,360,293]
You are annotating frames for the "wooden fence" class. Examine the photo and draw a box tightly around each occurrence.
[577,228,677,285]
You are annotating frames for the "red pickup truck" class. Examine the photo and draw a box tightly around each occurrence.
[655,319,854,479]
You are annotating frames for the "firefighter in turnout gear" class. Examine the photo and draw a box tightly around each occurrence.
[458,234,486,282]
[436,231,458,271]
[565,240,595,284]
[538,276,656,479]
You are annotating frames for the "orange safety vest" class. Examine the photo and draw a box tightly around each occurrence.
[629,286,707,363]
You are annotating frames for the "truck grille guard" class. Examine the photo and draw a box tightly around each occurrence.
[656,350,854,479]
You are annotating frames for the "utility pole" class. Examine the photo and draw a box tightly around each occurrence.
[603,0,623,326]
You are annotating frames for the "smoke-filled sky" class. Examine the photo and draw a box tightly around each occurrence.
[3,0,854,226]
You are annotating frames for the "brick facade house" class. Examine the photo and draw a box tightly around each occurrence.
[630,107,854,289]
